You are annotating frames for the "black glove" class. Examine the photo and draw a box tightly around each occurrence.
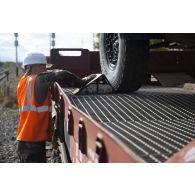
[82,74,97,86]
[54,70,84,88]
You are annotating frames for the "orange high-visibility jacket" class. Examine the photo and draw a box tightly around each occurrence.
[17,74,52,141]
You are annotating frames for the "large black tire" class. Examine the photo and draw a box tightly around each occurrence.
[99,33,149,92]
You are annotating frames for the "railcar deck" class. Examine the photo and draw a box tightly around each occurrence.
[63,86,195,162]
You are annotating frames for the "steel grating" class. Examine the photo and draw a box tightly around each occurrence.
[63,87,195,162]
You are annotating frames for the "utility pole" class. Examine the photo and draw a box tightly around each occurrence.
[14,33,19,77]
[81,39,84,48]
[50,33,55,51]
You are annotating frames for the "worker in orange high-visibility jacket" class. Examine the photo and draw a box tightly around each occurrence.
[17,52,96,163]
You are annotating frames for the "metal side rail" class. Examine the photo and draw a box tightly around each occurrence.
[0,69,9,86]
[54,83,195,162]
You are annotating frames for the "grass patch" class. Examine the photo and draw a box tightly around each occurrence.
[0,95,18,109]
[0,63,22,109]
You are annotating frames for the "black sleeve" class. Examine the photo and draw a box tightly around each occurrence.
[36,70,85,90]
[36,71,56,87]
[35,70,97,104]
[46,70,84,88]
[34,72,53,104]
[35,70,85,104]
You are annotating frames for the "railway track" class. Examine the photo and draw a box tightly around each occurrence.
[63,86,195,162]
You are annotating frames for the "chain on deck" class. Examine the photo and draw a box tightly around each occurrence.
[63,87,195,163]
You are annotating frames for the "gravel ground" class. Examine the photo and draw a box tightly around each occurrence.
[0,106,61,163]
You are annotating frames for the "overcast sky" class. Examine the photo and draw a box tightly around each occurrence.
[0,33,95,62]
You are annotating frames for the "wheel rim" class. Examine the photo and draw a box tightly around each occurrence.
[104,33,119,70]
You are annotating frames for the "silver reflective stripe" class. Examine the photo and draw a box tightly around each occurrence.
[19,76,51,113]
[19,105,51,112]
[27,77,32,108]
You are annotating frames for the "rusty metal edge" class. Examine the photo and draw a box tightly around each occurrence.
[166,140,195,163]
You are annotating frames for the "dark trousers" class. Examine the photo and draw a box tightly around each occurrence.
[17,141,46,163]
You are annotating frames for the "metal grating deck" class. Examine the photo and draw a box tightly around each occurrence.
[64,87,195,162]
